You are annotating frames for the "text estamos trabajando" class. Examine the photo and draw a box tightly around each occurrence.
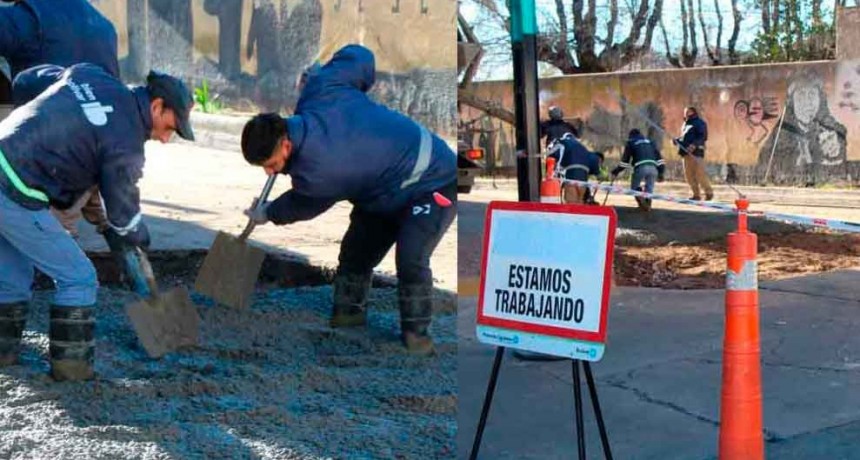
[494,264,585,323]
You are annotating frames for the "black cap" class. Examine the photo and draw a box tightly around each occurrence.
[146,70,195,141]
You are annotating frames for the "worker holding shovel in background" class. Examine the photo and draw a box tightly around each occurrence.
[240,44,456,355]
[0,63,194,380]
[611,128,666,211]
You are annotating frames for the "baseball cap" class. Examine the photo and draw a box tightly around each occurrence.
[146,70,195,141]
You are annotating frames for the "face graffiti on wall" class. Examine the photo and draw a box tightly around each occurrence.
[837,63,860,113]
[733,96,781,144]
[756,73,848,185]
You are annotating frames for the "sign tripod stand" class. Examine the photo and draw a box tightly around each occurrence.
[469,347,613,460]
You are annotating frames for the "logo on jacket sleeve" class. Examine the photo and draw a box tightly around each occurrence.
[412,204,431,215]
[67,78,114,126]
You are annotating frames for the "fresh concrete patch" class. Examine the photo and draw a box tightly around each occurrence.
[9,259,455,458]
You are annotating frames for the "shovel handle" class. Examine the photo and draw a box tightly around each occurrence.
[239,174,278,241]
[136,248,160,300]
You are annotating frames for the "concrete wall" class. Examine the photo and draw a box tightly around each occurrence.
[89,0,457,136]
[463,59,860,185]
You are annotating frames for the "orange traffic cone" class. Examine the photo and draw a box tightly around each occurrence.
[540,157,561,203]
[719,198,764,460]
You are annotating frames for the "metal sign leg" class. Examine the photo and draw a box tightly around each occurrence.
[584,361,614,460]
[573,359,586,460]
[469,346,506,460]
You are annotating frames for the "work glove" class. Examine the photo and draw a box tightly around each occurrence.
[244,198,271,225]
[103,222,151,251]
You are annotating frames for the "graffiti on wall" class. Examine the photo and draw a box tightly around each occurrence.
[756,72,848,185]
[107,0,455,136]
[733,96,781,144]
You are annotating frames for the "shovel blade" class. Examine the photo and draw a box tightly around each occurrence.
[126,286,200,358]
[194,231,266,309]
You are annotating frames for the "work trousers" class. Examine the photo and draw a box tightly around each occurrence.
[0,190,98,306]
[337,181,456,286]
[631,164,659,194]
[683,155,713,199]
[562,183,588,204]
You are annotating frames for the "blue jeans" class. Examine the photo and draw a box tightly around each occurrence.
[631,164,659,194]
[0,190,98,306]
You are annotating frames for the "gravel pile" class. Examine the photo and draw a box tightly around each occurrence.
[0,286,457,459]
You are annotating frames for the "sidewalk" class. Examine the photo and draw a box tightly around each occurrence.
[458,268,860,459]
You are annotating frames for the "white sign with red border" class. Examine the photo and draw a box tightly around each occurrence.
[476,201,617,361]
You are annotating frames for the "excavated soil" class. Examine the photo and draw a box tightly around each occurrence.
[614,231,860,289]
[0,284,456,459]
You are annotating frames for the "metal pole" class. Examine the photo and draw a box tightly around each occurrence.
[584,362,614,460]
[469,346,506,460]
[573,360,586,460]
[510,0,541,202]
[763,104,788,185]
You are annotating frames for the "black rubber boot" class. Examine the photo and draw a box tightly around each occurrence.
[330,272,372,328]
[399,283,435,355]
[0,302,28,366]
[49,305,95,381]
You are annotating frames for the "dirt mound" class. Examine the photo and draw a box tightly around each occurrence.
[614,231,860,289]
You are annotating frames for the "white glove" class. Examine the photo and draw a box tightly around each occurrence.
[243,198,271,225]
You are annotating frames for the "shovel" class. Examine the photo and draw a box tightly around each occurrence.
[194,175,277,309]
[125,248,200,358]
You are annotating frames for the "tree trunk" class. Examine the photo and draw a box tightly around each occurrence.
[727,0,742,64]
[458,87,515,125]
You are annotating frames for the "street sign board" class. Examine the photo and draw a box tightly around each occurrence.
[476,201,617,361]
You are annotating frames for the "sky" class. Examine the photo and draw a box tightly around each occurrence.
[459,0,844,80]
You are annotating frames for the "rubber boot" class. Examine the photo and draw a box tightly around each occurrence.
[330,272,372,328]
[49,305,95,381]
[399,283,434,355]
[0,302,28,366]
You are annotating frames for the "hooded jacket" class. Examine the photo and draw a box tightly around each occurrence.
[677,114,708,157]
[0,0,119,79]
[612,133,665,176]
[546,133,601,182]
[266,45,456,224]
[0,63,151,234]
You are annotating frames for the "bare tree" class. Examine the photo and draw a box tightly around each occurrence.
[661,0,697,67]
[465,0,665,74]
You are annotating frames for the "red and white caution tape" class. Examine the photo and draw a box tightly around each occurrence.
[562,179,860,234]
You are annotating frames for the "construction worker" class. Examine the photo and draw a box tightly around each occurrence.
[0,0,121,244]
[0,63,195,380]
[674,106,713,201]
[540,106,578,148]
[547,133,602,204]
[612,129,666,211]
[240,45,456,355]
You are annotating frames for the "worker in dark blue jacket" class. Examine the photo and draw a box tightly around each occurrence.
[674,106,713,200]
[540,106,578,148]
[612,129,665,211]
[240,45,456,355]
[0,63,194,381]
[547,133,603,204]
[0,0,121,253]
[0,0,119,79]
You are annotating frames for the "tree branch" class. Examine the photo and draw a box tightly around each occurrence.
[458,87,515,125]
[697,0,717,64]
[727,0,742,64]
